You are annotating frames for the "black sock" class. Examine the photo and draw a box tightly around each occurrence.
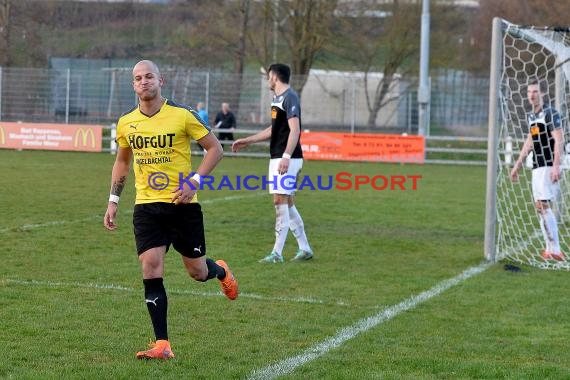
[206,258,226,281]
[143,278,168,341]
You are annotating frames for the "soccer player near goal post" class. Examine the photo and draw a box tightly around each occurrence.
[232,63,314,263]
[510,77,565,261]
[103,60,238,359]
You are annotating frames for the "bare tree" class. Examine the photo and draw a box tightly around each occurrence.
[0,0,48,66]
[235,0,250,75]
[365,6,418,127]
[269,0,338,94]
[332,0,420,127]
[0,0,12,66]
[247,0,274,71]
[228,0,250,121]
[471,0,570,73]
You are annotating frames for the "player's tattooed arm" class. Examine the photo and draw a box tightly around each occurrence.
[111,176,127,196]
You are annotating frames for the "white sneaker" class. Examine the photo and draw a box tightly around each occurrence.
[291,249,313,261]
[259,251,284,263]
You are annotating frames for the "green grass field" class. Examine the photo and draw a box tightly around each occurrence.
[1,149,569,379]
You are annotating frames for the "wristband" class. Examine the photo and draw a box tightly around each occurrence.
[191,173,201,185]
[109,194,120,204]
[282,153,291,159]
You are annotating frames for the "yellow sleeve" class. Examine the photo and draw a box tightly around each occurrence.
[116,118,130,148]
[186,110,210,141]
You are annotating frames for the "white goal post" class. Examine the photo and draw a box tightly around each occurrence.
[485,17,570,270]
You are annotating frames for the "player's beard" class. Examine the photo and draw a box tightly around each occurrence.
[138,87,158,101]
[268,77,276,92]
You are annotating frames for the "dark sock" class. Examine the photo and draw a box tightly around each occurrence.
[206,258,226,280]
[143,278,168,341]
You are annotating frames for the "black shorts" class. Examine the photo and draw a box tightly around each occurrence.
[133,202,206,258]
[218,131,234,141]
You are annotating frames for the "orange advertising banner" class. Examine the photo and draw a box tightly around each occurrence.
[0,122,103,152]
[301,131,425,164]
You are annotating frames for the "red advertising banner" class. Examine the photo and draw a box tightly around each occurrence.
[301,131,425,164]
[0,122,103,152]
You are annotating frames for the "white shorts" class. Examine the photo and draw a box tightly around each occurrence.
[268,158,303,195]
[532,166,559,201]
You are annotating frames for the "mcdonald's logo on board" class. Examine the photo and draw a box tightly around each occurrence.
[73,128,95,148]
[0,125,4,145]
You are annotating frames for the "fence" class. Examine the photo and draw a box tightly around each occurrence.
[0,66,490,135]
[0,66,491,164]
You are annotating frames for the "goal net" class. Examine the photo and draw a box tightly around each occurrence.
[486,18,570,270]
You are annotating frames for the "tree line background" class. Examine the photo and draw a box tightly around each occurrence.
[0,0,568,129]
[2,0,568,72]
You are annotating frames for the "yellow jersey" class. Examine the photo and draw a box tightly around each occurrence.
[116,99,210,204]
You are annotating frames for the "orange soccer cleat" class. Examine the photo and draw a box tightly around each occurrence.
[136,339,175,360]
[551,252,566,261]
[216,260,238,300]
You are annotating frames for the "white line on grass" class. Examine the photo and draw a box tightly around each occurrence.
[0,192,266,234]
[0,278,348,307]
[246,260,493,380]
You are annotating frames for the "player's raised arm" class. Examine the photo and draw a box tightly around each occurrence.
[104,146,132,230]
[232,126,272,152]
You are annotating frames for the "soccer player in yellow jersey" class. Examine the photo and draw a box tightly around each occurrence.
[103,60,238,360]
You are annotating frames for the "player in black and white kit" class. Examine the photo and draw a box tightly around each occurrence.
[510,78,565,261]
[232,63,313,263]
